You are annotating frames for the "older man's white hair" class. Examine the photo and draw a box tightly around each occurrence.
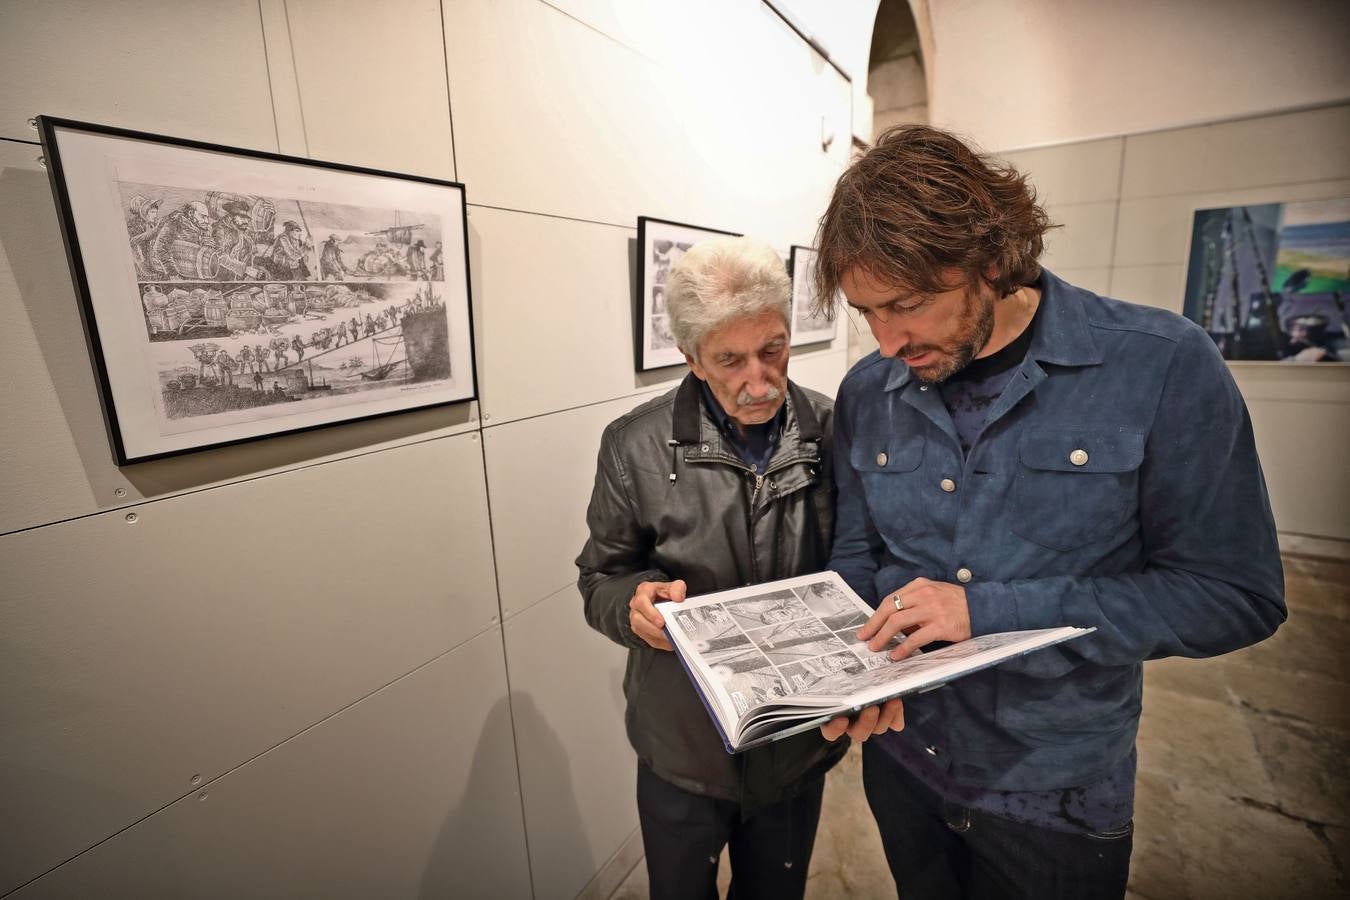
[665,236,791,360]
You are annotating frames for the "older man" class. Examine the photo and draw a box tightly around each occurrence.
[578,236,897,900]
[813,125,1285,899]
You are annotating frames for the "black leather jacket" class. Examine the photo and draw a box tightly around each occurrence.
[576,374,846,806]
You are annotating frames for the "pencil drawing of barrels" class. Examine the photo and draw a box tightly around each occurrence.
[170,240,220,280]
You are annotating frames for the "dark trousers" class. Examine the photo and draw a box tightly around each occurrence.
[637,763,825,900]
[861,742,1132,900]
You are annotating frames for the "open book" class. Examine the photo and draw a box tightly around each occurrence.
[656,571,1093,753]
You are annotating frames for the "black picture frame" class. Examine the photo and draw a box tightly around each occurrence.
[37,115,478,464]
[634,215,740,371]
[787,245,839,346]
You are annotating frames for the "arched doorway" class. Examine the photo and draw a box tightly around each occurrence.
[868,1,928,140]
[847,1,930,364]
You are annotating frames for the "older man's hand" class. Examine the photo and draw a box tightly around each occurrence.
[628,580,688,651]
[820,697,905,743]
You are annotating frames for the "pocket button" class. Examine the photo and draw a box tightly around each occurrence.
[956,567,972,583]
[876,451,888,467]
[1069,448,1089,466]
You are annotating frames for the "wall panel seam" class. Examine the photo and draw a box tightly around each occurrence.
[468,201,635,232]
[0,625,502,898]
[534,0,656,63]
[1104,139,1127,295]
[501,578,578,624]
[481,385,677,432]
[0,426,484,540]
[280,0,310,156]
[989,100,1350,155]
[255,0,283,153]
[477,435,540,896]
[438,0,459,180]
[1118,175,1350,204]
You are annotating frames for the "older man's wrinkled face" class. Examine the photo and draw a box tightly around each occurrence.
[685,309,789,430]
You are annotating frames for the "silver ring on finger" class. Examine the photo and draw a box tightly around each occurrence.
[893,595,904,611]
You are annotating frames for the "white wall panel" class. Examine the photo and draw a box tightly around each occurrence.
[0,435,498,892]
[1039,201,1118,271]
[998,138,1124,207]
[790,348,848,401]
[468,205,684,424]
[285,0,456,179]
[1051,267,1112,298]
[484,389,667,618]
[1108,264,1185,312]
[443,0,847,249]
[0,0,277,149]
[927,0,1350,152]
[1245,397,1350,542]
[0,141,477,537]
[505,583,634,900]
[11,630,531,900]
[1120,105,1350,200]
[1113,179,1350,268]
[444,0,685,227]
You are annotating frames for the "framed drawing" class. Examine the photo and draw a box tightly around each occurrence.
[787,245,839,346]
[635,215,740,371]
[1182,198,1349,364]
[37,116,477,464]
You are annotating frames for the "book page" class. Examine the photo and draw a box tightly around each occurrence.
[661,572,1095,749]
[660,572,894,732]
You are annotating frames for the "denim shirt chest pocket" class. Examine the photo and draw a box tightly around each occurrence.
[1011,429,1145,551]
[850,434,927,540]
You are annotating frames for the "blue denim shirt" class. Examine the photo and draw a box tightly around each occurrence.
[830,270,1286,791]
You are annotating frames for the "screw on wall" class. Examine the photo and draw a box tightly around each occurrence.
[125,512,138,524]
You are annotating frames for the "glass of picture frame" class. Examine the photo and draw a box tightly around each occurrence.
[634,215,740,371]
[1181,199,1349,364]
[37,116,477,464]
[787,245,840,347]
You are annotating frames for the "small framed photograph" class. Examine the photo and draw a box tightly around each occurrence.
[37,116,477,464]
[635,216,740,371]
[788,245,839,346]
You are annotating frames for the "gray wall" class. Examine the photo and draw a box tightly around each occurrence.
[997,104,1350,549]
[0,1,851,897]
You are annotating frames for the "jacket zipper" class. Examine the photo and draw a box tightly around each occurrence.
[747,471,764,580]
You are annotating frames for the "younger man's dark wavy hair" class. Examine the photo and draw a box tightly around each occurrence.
[813,124,1054,312]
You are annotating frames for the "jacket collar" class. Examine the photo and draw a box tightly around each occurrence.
[672,373,821,446]
[883,267,1104,392]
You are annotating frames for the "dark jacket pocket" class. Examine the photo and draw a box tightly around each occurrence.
[850,435,926,539]
[1011,429,1144,551]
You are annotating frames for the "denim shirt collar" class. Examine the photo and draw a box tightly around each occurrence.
[883,268,1104,392]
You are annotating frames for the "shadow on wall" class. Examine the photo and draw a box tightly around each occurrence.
[0,164,473,515]
[418,695,529,900]
[420,692,592,900]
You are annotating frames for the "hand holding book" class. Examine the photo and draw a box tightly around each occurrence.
[629,579,689,651]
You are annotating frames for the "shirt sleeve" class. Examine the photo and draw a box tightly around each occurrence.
[966,326,1287,674]
[576,424,670,649]
[827,383,886,606]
